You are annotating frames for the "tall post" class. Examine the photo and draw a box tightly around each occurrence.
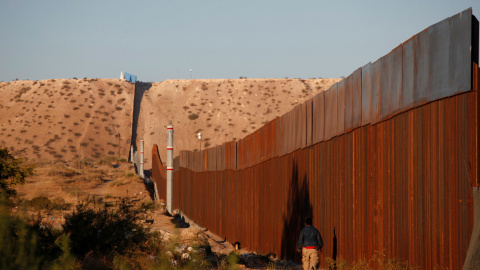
[140,139,144,178]
[167,121,174,213]
[130,145,134,164]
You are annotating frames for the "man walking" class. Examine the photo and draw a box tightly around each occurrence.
[297,217,323,270]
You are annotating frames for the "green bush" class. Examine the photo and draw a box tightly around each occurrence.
[0,199,41,269]
[0,147,34,197]
[0,196,75,269]
[63,198,148,257]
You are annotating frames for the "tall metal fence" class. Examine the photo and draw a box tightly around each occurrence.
[152,8,480,269]
[152,144,166,201]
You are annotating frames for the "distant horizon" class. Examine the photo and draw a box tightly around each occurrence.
[1,1,479,82]
[1,76,341,83]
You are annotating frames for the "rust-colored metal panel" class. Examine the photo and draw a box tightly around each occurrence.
[294,104,303,150]
[370,59,381,124]
[275,116,284,157]
[429,17,450,101]
[298,103,307,149]
[337,80,345,135]
[414,28,430,105]
[403,38,415,110]
[361,62,372,126]
[449,8,472,93]
[324,83,338,140]
[225,141,236,171]
[237,137,246,170]
[352,68,362,129]
[305,99,313,147]
[266,119,276,160]
[380,45,403,120]
[151,144,167,201]
[285,108,295,154]
[345,74,353,132]
[312,91,325,144]
[206,147,214,171]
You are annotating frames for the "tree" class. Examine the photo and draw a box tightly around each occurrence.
[0,148,34,197]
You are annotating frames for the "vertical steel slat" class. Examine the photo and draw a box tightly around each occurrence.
[429,18,450,101]
[325,83,338,140]
[370,59,381,124]
[306,99,313,147]
[312,91,325,144]
[337,80,346,135]
[380,44,403,120]
[345,75,354,132]
[362,62,372,126]
[403,38,415,110]
[448,8,472,93]
[352,68,362,129]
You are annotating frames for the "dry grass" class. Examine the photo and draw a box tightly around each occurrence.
[325,250,419,270]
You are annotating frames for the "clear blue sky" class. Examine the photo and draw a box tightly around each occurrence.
[1,0,479,82]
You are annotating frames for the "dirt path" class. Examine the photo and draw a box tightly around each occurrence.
[145,208,303,270]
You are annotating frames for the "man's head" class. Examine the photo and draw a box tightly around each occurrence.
[305,217,313,226]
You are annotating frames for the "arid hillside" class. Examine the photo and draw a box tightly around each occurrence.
[0,77,339,166]
[0,79,135,161]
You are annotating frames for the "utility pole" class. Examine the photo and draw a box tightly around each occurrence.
[140,139,144,179]
[166,121,174,213]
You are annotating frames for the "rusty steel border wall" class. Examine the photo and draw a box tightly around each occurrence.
[151,8,480,269]
[152,144,167,201]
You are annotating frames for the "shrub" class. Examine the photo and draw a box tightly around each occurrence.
[28,196,68,211]
[0,148,34,197]
[0,197,76,269]
[188,113,199,120]
[62,198,148,257]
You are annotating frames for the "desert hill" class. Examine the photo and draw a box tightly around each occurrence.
[133,78,340,168]
[0,77,340,167]
[0,79,135,161]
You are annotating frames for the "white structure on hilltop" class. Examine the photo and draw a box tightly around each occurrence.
[120,71,124,80]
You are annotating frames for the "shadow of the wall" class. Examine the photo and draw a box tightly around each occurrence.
[131,82,152,152]
[280,161,313,262]
[331,227,337,269]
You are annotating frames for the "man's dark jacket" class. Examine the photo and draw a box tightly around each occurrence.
[297,225,323,250]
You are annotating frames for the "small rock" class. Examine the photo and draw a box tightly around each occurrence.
[181,253,191,261]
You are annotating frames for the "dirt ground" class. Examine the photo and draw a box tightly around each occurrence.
[12,159,303,269]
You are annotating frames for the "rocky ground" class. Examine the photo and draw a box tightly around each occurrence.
[12,158,303,269]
